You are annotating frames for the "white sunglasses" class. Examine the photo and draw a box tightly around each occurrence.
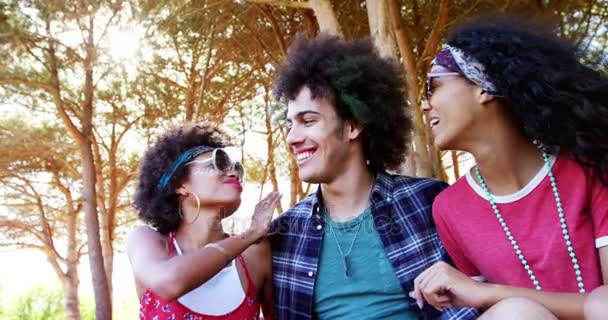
[186,149,245,181]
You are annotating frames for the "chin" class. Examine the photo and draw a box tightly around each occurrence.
[434,140,449,151]
[433,134,453,151]
[298,170,326,184]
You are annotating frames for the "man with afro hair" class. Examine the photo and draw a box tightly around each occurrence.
[267,33,479,320]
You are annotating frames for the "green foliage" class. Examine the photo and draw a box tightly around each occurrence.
[79,297,95,320]
[0,285,95,320]
[0,116,79,177]
[243,156,267,184]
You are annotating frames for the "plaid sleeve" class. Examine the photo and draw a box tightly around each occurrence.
[439,306,481,319]
[397,178,480,320]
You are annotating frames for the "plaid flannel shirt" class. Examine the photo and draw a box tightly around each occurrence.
[268,172,480,320]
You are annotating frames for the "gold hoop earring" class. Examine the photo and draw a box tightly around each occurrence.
[178,192,201,224]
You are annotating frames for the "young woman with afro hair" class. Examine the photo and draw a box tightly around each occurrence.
[412,14,608,319]
[128,124,279,320]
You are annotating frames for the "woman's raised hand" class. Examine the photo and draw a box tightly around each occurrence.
[249,191,282,239]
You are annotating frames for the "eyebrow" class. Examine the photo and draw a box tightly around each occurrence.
[285,110,322,122]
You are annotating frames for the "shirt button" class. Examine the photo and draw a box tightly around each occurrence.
[316,225,322,230]
[386,196,392,202]
[308,271,314,277]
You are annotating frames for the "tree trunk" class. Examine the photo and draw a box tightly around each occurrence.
[63,268,82,320]
[300,182,311,200]
[92,134,115,299]
[193,23,216,122]
[288,152,300,206]
[301,8,318,37]
[104,140,120,297]
[290,169,301,206]
[280,127,301,207]
[367,0,417,176]
[309,0,342,37]
[65,187,82,320]
[451,150,460,180]
[367,0,396,59]
[387,0,431,177]
[436,148,448,181]
[82,18,112,320]
[101,230,114,299]
[44,15,111,319]
[264,92,284,213]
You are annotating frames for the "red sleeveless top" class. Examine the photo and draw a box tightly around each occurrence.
[139,234,261,320]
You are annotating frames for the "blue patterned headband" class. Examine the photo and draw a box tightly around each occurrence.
[156,145,215,191]
[432,45,501,96]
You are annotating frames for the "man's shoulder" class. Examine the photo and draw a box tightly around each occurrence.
[268,193,316,238]
[386,173,449,196]
[432,174,470,206]
[278,193,316,219]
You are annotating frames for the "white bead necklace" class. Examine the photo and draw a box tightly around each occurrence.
[474,151,585,293]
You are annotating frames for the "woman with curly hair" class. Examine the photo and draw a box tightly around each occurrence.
[412,14,608,319]
[127,124,279,320]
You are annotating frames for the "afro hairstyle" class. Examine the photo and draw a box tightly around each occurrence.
[274,33,413,173]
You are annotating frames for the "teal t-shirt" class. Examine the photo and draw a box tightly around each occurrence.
[313,208,418,319]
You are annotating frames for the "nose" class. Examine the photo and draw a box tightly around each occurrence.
[421,100,432,113]
[285,125,303,152]
[225,165,242,182]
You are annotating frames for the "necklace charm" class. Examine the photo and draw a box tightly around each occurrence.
[343,255,350,278]
[326,208,365,279]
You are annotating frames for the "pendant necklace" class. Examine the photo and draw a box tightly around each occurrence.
[326,210,365,278]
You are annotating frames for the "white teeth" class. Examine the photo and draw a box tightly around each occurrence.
[296,151,313,161]
[430,119,440,127]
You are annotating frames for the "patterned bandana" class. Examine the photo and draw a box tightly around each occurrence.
[432,45,500,96]
[156,145,215,191]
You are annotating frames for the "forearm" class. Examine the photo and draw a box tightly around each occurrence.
[481,283,586,319]
[151,229,261,300]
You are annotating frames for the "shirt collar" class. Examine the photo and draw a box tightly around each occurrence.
[306,171,393,218]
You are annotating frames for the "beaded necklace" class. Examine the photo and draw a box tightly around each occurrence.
[474,151,585,293]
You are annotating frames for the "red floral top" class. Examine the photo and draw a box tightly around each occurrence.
[139,234,260,320]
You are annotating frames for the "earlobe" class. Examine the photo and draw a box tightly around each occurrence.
[175,186,189,196]
[478,89,496,104]
[348,122,364,140]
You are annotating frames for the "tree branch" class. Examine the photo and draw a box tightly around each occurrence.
[0,77,54,92]
[246,0,311,9]
[417,0,449,70]
[45,19,85,145]
[0,242,45,251]
[255,4,288,55]
[147,72,188,90]
[0,219,46,244]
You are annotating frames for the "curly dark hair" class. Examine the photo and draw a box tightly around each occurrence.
[274,33,412,173]
[447,14,608,185]
[133,124,230,234]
